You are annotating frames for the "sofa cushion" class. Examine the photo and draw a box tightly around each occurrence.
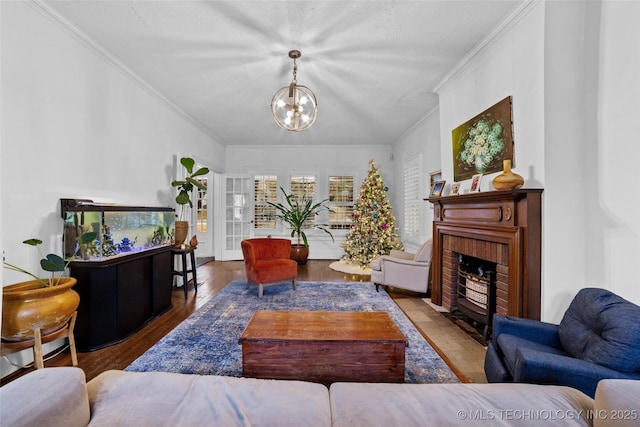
[594,379,640,427]
[87,370,331,427]
[330,382,594,427]
[558,288,640,373]
[0,367,90,427]
[496,333,569,376]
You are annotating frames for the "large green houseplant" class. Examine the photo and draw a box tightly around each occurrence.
[267,187,334,264]
[2,231,96,342]
[171,157,209,246]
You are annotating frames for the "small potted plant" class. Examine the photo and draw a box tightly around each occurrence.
[171,157,209,246]
[267,187,334,264]
[2,231,96,342]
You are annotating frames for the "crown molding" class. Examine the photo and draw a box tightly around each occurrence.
[28,0,224,144]
[433,0,539,94]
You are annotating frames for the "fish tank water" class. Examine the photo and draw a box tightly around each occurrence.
[61,199,175,261]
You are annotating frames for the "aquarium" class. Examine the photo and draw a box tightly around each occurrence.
[61,199,175,261]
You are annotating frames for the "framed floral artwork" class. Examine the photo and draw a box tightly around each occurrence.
[451,96,514,181]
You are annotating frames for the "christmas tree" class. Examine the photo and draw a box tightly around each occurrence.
[342,160,403,268]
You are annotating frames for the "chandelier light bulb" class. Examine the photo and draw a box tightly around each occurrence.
[270,50,318,131]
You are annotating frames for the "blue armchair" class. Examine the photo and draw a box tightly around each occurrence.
[484,288,640,397]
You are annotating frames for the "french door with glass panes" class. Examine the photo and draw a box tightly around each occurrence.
[215,174,253,260]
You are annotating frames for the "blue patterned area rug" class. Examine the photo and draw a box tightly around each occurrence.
[126,280,460,384]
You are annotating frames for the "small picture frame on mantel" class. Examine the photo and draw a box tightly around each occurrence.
[430,180,446,197]
[470,174,483,193]
[450,182,461,196]
[428,170,442,193]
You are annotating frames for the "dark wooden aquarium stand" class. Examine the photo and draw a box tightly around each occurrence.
[69,246,173,352]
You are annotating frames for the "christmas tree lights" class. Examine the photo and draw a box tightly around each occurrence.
[342,159,403,268]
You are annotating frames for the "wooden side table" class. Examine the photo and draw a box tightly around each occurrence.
[0,311,78,369]
[171,246,198,298]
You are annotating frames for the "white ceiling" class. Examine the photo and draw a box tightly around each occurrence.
[43,0,522,146]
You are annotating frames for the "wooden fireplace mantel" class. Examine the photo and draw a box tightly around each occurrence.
[427,189,543,319]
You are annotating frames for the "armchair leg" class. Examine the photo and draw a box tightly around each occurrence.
[292,279,296,291]
[375,283,380,292]
[258,284,264,298]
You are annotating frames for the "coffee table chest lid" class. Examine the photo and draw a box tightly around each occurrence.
[239,310,408,345]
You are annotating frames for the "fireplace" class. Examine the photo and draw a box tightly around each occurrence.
[428,189,543,320]
[455,255,496,338]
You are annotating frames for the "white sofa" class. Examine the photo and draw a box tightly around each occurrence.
[2,367,639,426]
[370,240,432,293]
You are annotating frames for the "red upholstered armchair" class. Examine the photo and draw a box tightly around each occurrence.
[241,238,298,297]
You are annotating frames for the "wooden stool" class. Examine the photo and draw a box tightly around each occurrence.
[0,311,78,369]
[171,246,198,298]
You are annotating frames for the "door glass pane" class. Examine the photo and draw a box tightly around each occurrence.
[196,177,207,233]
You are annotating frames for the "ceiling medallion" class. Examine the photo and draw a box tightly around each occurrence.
[271,50,318,131]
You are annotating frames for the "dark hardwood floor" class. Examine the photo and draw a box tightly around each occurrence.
[1,260,487,386]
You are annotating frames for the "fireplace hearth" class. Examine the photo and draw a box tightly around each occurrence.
[428,189,543,320]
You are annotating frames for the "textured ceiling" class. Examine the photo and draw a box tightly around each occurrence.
[43,0,521,146]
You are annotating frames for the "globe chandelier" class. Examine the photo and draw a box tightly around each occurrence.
[271,50,318,131]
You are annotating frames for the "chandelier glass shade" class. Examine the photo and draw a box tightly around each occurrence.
[271,50,318,131]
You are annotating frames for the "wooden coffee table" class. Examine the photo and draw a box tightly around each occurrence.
[239,310,407,385]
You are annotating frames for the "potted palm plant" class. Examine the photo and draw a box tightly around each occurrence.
[2,231,96,342]
[267,187,334,264]
[171,157,209,246]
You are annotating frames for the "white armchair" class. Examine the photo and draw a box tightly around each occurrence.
[369,240,432,294]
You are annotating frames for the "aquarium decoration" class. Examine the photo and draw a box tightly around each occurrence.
[61,199,175,262]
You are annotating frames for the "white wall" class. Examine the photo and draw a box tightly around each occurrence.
[592,0,640,301]
[225,144,393,259]
[1,1,225,284]
[393,0,640,322]
[1,1,225,375]
[391,108,441,251]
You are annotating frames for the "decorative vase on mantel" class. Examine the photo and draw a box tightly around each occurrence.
[492,159,524,191]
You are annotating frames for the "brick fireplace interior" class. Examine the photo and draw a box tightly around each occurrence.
[428,189,543,321]
[443,237,507,316]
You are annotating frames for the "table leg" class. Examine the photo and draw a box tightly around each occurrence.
[181,251,188,298]
[189,251,198,293]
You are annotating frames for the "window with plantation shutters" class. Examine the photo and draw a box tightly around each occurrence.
[328,175,354,229]
[290,175,317,229]
[254,175,278,229]
[404,156,422,240]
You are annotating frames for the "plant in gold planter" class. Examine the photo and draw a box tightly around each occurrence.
[2,231,96,341]
[171,157,209,246]
[267,187,334,264]
[3,232,96,287]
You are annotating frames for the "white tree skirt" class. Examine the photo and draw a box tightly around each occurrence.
[329,260,372,275]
